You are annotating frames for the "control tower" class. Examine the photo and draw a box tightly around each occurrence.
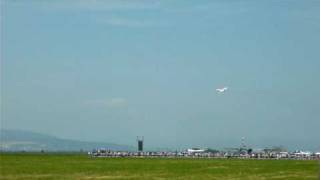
[137,136,144,152]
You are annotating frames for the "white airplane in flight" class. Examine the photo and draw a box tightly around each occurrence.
[216,87,228,93]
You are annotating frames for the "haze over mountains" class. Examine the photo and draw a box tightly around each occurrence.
[1,129,319,152]
[0,129,133,152]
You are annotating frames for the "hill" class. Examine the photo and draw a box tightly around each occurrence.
[0,129,133,152]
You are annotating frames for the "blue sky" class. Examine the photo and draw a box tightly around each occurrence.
[1,0,320,150]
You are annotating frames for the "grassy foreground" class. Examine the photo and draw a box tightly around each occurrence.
[0,153,319,179]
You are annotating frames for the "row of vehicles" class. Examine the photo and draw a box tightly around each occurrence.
[89,148,320,159]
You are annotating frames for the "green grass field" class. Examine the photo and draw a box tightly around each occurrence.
[0,153,319,179]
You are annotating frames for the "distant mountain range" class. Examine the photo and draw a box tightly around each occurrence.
[0,129,134,152]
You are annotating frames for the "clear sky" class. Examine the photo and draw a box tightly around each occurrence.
[1,0,320,150]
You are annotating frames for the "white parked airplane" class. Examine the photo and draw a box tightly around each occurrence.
[187,148,205,153]
[216,87,228,93]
